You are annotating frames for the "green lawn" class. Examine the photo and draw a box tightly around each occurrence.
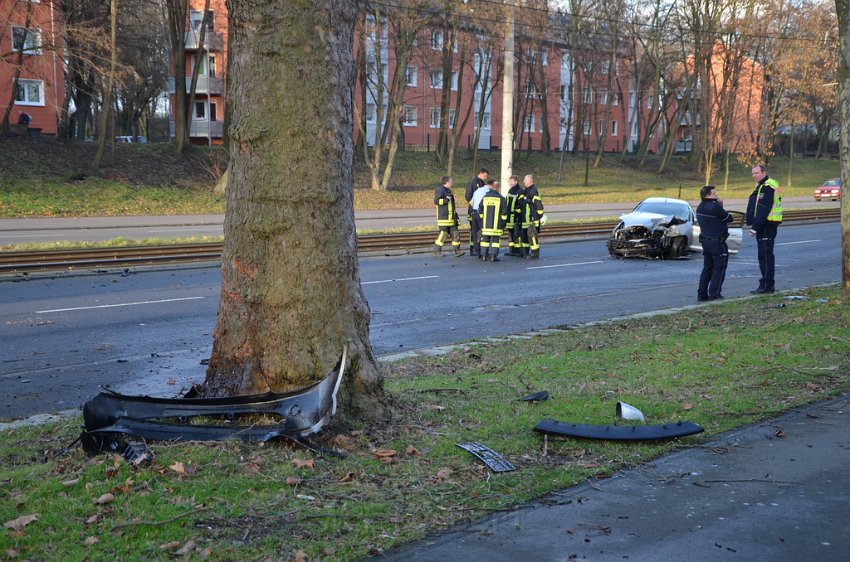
[0,139,839,217]
[2,286,848,561]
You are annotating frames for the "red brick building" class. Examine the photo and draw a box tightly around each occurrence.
[168,0,227,145]
[0,0,65,135]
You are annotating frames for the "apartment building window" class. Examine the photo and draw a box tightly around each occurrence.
[450,71,458,91]
[601,60,610,75]
[14,79,43,105]
[192,54,216,76]
[475,112,491,129]
[583,88,592,104]
[611,92,619,106]
[611,120,618,135]
[430,70,443,89]
[599,91,608,104]
[430,108,441,128]
[430,30,443,50]
[402,105,417,126]
[525,80,538,95]
[12,27,41,54]
[194,101,217,121]
[524,114,536,133]
[405,66,417,87]
[448,109,457,128]
[189,10,215,32]
[365,103,376,122]
[560,85,568,101]
[597,120,604,135]
[582,120,590,136]
[526,49,548,65]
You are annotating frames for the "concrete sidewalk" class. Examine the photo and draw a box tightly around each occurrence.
[376,396,850,561]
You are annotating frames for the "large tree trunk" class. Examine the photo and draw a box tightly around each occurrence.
[837,0,850,292]
[204,0,386,418]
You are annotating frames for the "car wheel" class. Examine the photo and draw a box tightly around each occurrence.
[663,236,687,259]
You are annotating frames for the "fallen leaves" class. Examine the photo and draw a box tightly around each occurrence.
[4,513,38,531]
[372,449,398,464]
[292,458,315,469]
[93,493,115,505]
[84,536,99,545]
[168,461,198,476]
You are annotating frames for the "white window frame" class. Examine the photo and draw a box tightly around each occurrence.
[583,88,592,104]
[430,30,443,50]
[14,79,44,106]
[611,92,619,106]
[599,91,608,104]
[402,105,417,126]
[405,66,417,87]
[611,120,618,136]
[430,70,443,89]
[12,26,42,55]
[602,60,610,75]
[524,114,536,133]
[450,71,458,91]
[429,108,441,128]
[189,10,214,32]
[527,49,548,65]
[475,111,491,129]
[194,100,217,121]
[582,120,591,136]
[448,108,457,128]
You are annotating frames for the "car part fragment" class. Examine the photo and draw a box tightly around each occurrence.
[80,347,347,454]
[456,441,516,472]
[616,401,646,422]
[519,391,550,403]
[533,419,703,441]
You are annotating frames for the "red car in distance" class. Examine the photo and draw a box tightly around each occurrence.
[813,178,841,201]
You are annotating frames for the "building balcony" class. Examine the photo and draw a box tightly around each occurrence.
[185,30,224,51]
[167,75,224,95]
[169,119,224,139]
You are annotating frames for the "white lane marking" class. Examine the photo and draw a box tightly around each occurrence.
[147,227,219,233]
[776,239,820,246]
[526,260,604,270]
[35,296,205,314]
[362,275,439,285]
[1,234,57,238]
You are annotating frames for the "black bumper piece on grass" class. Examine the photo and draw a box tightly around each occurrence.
[533,419,704,441]
[80,347,347,454]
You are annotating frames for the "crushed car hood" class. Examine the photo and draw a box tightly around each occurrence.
[618,211,678,229]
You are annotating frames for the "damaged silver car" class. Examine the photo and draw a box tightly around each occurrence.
[607,197,743,259]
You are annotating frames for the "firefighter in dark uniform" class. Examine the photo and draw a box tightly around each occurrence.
[432,176,465,257]
[746,164,782,294]
[517,174,547,259]
[465,167,489,256]
[504,175,523,256]
[696,185,733,301]
[479,181,507,262]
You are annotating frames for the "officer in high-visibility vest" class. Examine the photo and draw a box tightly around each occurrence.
[746,164,783,294]
[478,180,507,262]
[465,168,489,256]
[517,174,547,259]
[504,175,523,256]
[432,176,465,257]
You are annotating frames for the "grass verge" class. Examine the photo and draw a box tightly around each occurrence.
[2,286,848,560]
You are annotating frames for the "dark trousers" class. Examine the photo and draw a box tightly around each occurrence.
[698,239,728,300]
[755,223,778,291]
[481,234,501,258]
[506,223,521,254]
[469,211,482,256]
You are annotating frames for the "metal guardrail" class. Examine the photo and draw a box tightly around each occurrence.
[0,208,840,274]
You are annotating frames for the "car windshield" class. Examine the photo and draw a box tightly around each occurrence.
[633,201,691,221]
[822,179,840,187]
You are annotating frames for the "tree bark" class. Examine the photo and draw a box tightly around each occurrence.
[204,0,386,418]
[836,0,850,292]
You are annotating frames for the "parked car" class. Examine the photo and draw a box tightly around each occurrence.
[114,135,148,144]
[813,178,841,201]
[607,197,744,259]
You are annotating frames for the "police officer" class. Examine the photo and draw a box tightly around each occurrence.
[432,176,465,257]
[746,164,782,294]
[696,185,733,302]
[470,178,493,258]
[504,175,523,256]
[465,168,489,256]
[478,181,507,262]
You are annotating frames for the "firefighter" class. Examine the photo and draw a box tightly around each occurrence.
[517,174,547,259]
[746,165,783,294]
[432,176,465,257]
[465,168,489,256]
[478,180,507,262]
[504,175,523,256]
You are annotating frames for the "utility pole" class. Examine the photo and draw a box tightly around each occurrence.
[500,1,515,196]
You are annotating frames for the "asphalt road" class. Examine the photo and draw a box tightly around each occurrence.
[0,197,838,245]
[0,221,841,421]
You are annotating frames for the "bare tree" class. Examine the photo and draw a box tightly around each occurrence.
[90,0,116,170]
[833,0,848,291]
[203,0,385,417]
